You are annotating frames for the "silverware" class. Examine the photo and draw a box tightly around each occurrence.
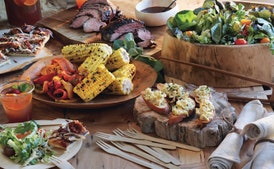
[96,140,164,169]
[152,147,181,166]
[94,132,176,149]
[123,128,201,151]
[113,129,179,165]
[111,141,180,169]
[49,156,75,169]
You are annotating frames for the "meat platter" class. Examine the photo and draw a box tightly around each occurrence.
[36,0,164,56]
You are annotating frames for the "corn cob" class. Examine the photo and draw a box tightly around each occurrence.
[73,64,115,102]
[112,63,136,80]
[61,43,112,63]
[104,77,134,95]
[105,47,130,71]
[78,44,113,75]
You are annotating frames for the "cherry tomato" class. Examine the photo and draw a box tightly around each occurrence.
[260,37,270,43]
[185,31,193,37]
[235,38,247,45]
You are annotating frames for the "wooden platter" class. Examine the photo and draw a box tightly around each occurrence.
[22,58,157,109]
[36,0,167,56]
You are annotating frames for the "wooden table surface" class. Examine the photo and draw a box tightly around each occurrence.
[0,0,273,169]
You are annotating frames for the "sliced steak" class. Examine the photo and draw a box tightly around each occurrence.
[83,18,107,32]
[135,28,156,48]
[101,17,156,48]
[70,15,90,29]
[70,0,121,32]
[101,17,145,41]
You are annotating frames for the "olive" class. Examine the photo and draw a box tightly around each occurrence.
[3,146,15,157]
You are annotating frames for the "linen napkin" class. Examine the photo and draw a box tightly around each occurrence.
[241,112,274,140]
[242,135,274,169]
[207,100,267,169]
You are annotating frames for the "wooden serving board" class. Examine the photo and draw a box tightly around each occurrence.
[36,0,167,56]
[133,89,238,148]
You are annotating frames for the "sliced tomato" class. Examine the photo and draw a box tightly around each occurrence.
[234,38,247,45]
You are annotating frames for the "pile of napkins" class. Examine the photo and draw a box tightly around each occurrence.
[208,99,274,169]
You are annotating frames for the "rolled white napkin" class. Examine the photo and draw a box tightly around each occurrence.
[242,136,274,169]
[242,113,274,140]
[207,100,267,169]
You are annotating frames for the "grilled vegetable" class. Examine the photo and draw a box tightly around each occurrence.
[73,64,115,102]
[78,44,113,75]
[112,63,136,80]
[61,43,112,63]
[105,47,130,71]
[104,77,134,95]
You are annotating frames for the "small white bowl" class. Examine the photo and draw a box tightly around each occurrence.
[135,0,179,27]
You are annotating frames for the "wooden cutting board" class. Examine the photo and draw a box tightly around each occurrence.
[36,0,166,56]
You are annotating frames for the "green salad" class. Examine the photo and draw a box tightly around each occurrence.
[167,0,274,54]
[0,121,54,166]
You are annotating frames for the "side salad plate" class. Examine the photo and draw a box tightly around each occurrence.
[0,119,83,169]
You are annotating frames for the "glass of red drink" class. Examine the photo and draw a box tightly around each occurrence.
[4,0,42,27]
[0,80,35,123]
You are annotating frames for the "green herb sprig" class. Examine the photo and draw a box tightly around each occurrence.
[113,33,165,83]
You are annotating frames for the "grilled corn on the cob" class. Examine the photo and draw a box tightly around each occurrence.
[112,63,136,80]
[61,43,112,63]
[105,47,130,71]
[78,44,113,75]
[105,77,134,95]
[73,64,115,102]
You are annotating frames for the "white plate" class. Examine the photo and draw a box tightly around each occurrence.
[0,119,83,169]
[0,29,53,74]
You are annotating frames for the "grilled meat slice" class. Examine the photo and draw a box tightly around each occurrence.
[101,17,156,48]
[83,17,107,32]
[70,15,90,29]
[70,0,122,32]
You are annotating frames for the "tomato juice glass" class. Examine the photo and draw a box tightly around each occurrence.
[4,0,42,27]
[0,80,35,123]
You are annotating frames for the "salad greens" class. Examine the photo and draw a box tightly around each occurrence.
[167,0,274,54]
[0,121,54,166]
[113,33,165,83]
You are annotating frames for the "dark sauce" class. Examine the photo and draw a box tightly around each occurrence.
[141,7,171,13]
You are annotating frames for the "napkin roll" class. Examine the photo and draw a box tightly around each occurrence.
[242,113,274,140]
[242,137,274,169]
[207,100,267,169]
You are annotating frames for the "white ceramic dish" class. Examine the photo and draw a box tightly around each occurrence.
[135,0,179,27]
[0,119,82,169]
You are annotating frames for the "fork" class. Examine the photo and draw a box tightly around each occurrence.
[113,129,181,166]
[94,132,176,149]
[113,129,174,164]
[49,156,75,169]
[124,128,201,152]
[96,139,164,169]
[111,141,181,169]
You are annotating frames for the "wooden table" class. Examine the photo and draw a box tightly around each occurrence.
[0,0,273,169]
